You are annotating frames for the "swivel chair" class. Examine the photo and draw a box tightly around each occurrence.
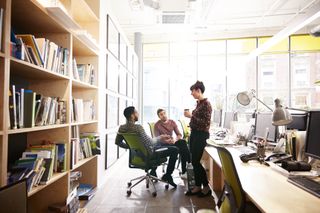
[197,145,260,213]
[118,132,169,197]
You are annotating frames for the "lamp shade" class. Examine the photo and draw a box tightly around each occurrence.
[272,99,293,126]
[237,91,253,106]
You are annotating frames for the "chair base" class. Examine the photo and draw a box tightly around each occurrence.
[127,172,169,197]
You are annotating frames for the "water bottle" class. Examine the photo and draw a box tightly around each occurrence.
[186,163,195,190]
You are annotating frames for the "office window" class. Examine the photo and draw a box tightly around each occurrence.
[143,58,169,122]
[169,56,197,120]
[198,55,226,111]
[291,52,320,109]
[227,55,256,111]
[258,54,289,110]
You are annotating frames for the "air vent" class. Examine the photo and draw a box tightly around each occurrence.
[162,11,185,24]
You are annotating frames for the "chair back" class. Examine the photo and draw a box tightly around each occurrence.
[118,132,149,168]
[179,120,190,142]
[213,145,246,213]
[148,122,156,137]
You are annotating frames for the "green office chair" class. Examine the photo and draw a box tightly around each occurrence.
[179,119,190,142]
[197,145,260,213]
[148,122,156,138]
[118,132,169,197]
[215,144,246,213]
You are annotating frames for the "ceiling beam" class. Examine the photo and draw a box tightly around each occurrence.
[248,0,320,59]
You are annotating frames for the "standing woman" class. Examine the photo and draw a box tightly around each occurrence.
[184,81,212,197]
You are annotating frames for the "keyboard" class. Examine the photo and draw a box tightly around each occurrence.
[288,176,320,198]
[236,146,256,155]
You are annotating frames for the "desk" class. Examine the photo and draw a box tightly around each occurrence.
[203,146,320,213]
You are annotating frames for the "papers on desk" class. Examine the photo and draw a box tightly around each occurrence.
[207,138,236,146]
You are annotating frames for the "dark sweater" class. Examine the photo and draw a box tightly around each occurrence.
[190,98,212,132]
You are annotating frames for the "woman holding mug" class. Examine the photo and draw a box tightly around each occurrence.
[184,81,212,197]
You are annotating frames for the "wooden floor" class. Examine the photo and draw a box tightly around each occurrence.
[86,154,216,213]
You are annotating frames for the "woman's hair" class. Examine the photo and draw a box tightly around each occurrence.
[190,81,205,93]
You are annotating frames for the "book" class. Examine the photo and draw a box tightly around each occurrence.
[39,158,53,184]
[16,34,44,66]
[77,183,95,200]
[9,86,17,129]
[0,8,3,51]
[23,90,36,128]
[56,143,66,172]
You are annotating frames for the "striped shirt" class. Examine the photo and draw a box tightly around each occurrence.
[115,121,158,154]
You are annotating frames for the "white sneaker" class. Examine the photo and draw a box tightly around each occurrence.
[180,173,188,180]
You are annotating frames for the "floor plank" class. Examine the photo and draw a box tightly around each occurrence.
[86,154,216,213]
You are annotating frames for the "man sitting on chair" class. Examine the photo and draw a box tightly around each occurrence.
[154,108,191,179]
[115,106,178,188]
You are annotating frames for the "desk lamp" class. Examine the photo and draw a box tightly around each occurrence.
[236,90,293,126]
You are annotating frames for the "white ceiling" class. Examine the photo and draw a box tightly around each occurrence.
[106,0,320,43]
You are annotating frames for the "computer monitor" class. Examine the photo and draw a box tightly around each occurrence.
[286,113,308,131]
[254,112,277,142]
[213,109,222,127]
[223,111,235,129]
[0,179,27,213]
[305,111,320,160]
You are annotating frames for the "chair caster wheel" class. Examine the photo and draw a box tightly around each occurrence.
[127,190,132,196]
[152,192,157,197]
[127,182,132,187]
[165,184,169,190]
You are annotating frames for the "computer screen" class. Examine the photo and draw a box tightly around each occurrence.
[305,111,320,160]
[254,112,277,142]
[286,113,308,131]
[213,109,222,127]
[223,112,234,129]
[0,179,27,213]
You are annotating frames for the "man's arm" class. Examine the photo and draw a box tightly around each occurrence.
[115,133,129,149]
[172,121,182,140]
[154,122,161,137]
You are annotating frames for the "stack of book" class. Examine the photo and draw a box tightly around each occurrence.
[77,183,95,201]
[9,85,67,129]
[7,142,67,192]
[70,126,100,169]
[72,59,95,85]
[71,98,95,123]
[11,32,69,76]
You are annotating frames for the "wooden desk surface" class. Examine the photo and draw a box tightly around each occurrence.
[205,146,320,213]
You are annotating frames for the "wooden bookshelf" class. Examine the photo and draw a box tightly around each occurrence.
[10,58,70,80]
[71,120,98,126]
[0,0,101,212]
[28,172,68,197]
[7,124,69,134]
[72,155,97,171]
[72,79,98,90]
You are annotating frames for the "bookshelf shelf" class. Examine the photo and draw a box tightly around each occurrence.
[73,35,99,56]
[0,131,3,135]
[11,0,68,34]
[71,120,98,126]
[10,58,70,80]
[0,52,5,58]
[28,172,68,197]
[72,79,98,89]
[8,124,69,134]
[71,0,100,22]
[72,155,97,171]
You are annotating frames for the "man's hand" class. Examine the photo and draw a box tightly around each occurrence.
[160,135,175,144]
